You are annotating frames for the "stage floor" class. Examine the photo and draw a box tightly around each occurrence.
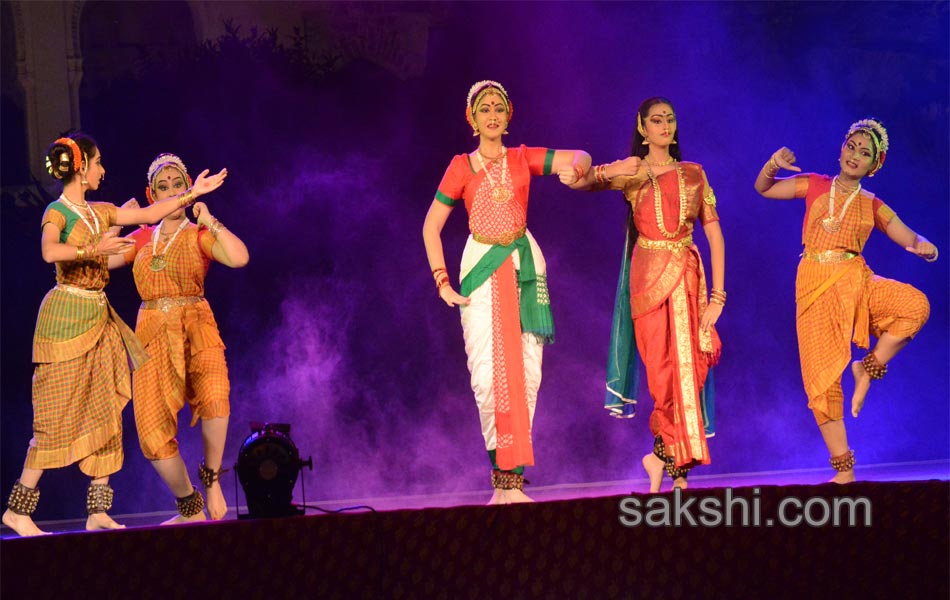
[3,458,946,538]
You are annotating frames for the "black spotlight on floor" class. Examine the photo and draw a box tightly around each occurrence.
[236,422,313,519]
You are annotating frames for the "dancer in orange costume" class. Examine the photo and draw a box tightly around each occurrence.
[754,118,934,483]
[115,153,248,522]
[2,134,227,537]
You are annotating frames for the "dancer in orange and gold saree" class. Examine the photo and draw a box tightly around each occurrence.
[114,153,248,523]
[576,97,725,493]
[754,118,934,483]
[2,133,227,537]
[422,80,591,504]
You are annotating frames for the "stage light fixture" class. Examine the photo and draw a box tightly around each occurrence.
[236,422,313,519]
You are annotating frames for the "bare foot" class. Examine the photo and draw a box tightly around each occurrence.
[504,489,534,504]
[2,509,50,537]
[206,484,227,520]
[160,510,207,525]
[487,489,506,505]
[672,477,688,491]
[85,513,126,531]
[830,470,855,484]
[642,453,665,493]
[850,360,871,417]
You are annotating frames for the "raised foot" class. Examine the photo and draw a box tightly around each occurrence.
[206,484,228,521]
[2,509,50,537]
[85,512,126,531]
[642,453,664,493]
[672,477,688,491]
[830,470,855,485]
[850,360,872,417]
[160,510,208,525]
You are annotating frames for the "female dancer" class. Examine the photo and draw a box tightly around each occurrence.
[115,153,248,523]
[2,133,227,536]
[578,97,725,493]
[754,118,934,483]
[422,80,590,504]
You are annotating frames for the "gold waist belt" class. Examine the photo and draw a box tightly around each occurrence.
[802,250,859,264]
[142,295,205,313]
[56,283,106,303]
[636,234,693,251]
[473,226,526,246]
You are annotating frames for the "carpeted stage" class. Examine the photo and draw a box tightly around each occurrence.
[2,463,947,599]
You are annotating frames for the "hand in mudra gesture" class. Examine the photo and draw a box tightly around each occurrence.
[94,230,135,256]
[192,168,228,197]
[192,201,215,228]
[613,156,642,177]
[771,147,801,173]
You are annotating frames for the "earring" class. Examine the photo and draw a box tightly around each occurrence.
[671,138,677,145]
[472,128,480,137]
[641,137,650,145]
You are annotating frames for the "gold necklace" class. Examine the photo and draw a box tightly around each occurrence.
[475,147,511,203]
[150,217,190,271]
[477,147,505,161]
[646,164,687,239]
[645,155,675,167]
[821,176,861,233]
[58,194,101,237]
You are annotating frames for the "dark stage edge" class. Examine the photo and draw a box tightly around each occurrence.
[2,479,947,600]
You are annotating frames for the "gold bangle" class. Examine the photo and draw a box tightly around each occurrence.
[209,218,225,238]
[178,189,196,208]
[76,247,85,261]
[709,296,725,306]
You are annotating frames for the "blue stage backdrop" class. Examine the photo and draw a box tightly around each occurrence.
[1,2,947,519]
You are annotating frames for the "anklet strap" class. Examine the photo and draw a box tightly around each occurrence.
[175,486,206,518]
[862,352,887,380]
[198,460,229,489]
[491,469,525,490]
[87,483,114,515]
[7,480,40,516]
[829,449,856,472]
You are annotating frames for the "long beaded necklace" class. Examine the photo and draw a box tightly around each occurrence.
[58,193,101,238]
[475,146,511,203]
[645,163,687,239]
[821,176,861,233]
[150,217,190,272]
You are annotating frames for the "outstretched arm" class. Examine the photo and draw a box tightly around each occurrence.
[570,156,642,191]
[551,150,592,187]
[114,168,228,226]
[754,147,802,199]
[885,216,939,262]
[40,225,134,264]
[422,200,470,307]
